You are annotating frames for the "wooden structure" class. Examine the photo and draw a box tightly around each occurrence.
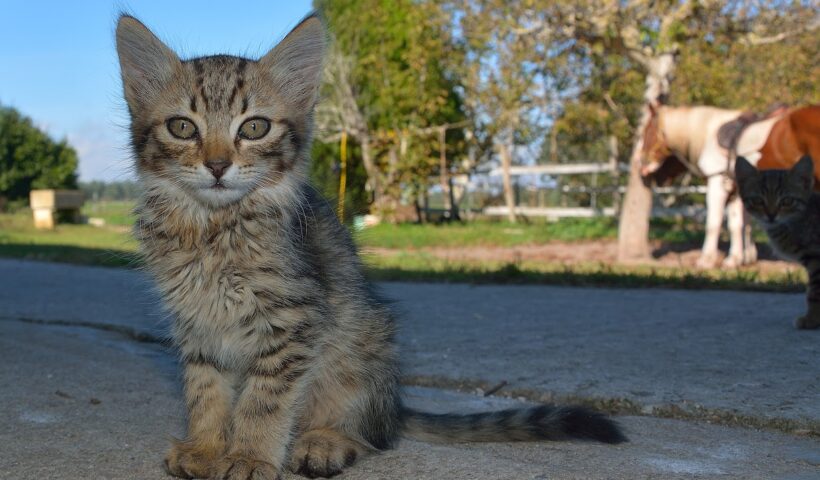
[29,190,84,229]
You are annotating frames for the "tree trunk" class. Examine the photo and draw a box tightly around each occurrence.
[498,141,516,223]
[617,52,676,263]
[438,127,454,220]
[359,136,382,207]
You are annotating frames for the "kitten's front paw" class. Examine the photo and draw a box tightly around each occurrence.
[164,439,222,479]
[289,429,363,479]
[795,314,820,330]
[214,455,279,480]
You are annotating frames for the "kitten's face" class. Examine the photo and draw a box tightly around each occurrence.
[735,156,815,227]
[116,15,325,207]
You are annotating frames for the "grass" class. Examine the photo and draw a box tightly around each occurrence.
[355,217,713,249]
[0,204,798,292]
[0,210,137,267]
[81,200,136,226]
[361,251,805,293]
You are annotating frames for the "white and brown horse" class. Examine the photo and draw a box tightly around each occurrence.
[640,104,820,268]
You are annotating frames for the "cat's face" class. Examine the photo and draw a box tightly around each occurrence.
[735,156,815,227]
[116,15,325,207]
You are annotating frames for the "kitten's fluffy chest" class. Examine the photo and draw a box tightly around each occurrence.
[138,195,308,366]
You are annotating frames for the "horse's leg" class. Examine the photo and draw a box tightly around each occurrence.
[697,175,729,269]
[724,192,748,268]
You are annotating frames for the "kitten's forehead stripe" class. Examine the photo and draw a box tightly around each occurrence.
[185,55,251,114]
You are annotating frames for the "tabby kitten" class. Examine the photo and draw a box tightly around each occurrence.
[116,13,624,480]
[736,155,820,329]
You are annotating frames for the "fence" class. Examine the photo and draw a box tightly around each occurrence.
[430,161,708,221]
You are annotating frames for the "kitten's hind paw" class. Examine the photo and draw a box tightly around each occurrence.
[795,314,820,330]
[289,429,364,478]
[163,438,222,479]
[214,455,279,480]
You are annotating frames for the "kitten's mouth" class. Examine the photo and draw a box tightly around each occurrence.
[211,181,227,190]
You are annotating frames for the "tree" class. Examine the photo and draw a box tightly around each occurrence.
[450,0,563,223]
[315,0,466,220]
[0,105,78,202]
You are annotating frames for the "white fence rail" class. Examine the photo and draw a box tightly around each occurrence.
[445,160,708,220]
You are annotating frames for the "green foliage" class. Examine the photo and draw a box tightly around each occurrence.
[672,30,820,108]
[314,0,466,213]
[309,140,370,222]
[317,0,463,130]
[0,105,78,201]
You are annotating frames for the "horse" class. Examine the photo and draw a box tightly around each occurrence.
[641,105,820,268]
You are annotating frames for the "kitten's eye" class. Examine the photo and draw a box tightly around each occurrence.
[238,117,271,140]
[780,198,795,208]
[747,197,764,208]
[167,117,198,140]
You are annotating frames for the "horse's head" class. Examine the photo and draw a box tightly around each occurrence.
[640,103,680,181]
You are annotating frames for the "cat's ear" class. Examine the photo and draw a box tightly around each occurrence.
[260,13,327,113]
[734,156,758,184]
[789,155,815,191]
[116,15,181,111]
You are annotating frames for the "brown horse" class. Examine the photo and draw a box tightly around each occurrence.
[639,104,820,268]
[757,105,820,175]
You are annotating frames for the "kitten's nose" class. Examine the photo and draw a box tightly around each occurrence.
[204,159,232,180]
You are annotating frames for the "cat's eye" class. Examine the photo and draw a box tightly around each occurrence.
[780,198,796,208]
[747,197,764,208]
[167,117,198,140]
[238,117,271,140]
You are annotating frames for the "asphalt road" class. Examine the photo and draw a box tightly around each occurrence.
[1,258,818,479]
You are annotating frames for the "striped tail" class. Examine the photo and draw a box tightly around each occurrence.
[400,404,626,444]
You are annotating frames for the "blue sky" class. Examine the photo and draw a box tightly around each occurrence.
[0,0,314,181]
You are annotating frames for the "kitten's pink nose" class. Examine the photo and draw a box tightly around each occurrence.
[204,159,232,180]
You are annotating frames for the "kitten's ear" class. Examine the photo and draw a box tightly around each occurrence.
[260,13,327,113]
[116,15,180,111]
[789,155,815,191]
[734,156,758,183]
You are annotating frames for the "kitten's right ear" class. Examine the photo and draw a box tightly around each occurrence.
[790,155,815,191]
[734,156,757,183]
[116,15,180,111]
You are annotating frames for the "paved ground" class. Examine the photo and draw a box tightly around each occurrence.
[1,258,819,479]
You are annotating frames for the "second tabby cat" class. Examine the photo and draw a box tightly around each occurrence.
[736,155,820,329]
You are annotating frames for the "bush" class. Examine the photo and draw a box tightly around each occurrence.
[0,105,78,202]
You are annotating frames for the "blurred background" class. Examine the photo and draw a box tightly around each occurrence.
[1,0,818,292]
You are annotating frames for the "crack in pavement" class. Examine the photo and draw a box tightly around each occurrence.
[5,314,818,438]
[0,315,168,344]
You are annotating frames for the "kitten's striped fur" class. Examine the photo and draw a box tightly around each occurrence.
[736,155,820,329]
[116,13,625,480]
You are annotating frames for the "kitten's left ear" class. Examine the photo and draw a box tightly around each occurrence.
[735,156,757,183]
[260,13,327,113]
[790,155,815,191]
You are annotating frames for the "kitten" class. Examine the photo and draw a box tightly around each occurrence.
[116,13,625,480]
[736,155,820,329]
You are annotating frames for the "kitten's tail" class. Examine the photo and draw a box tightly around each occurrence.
[400,404,626,444]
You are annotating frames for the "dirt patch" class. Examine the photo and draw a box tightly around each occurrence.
[364,240,802,276]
